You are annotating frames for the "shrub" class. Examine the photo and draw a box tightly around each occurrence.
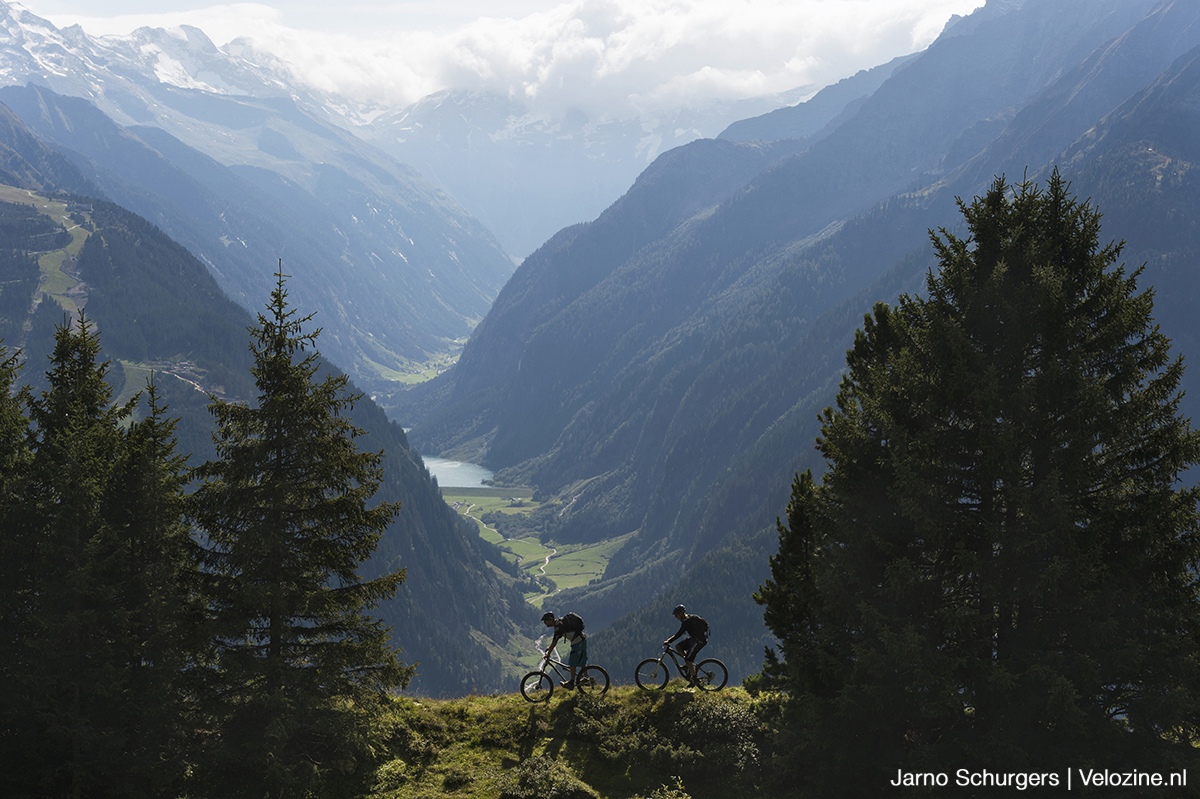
[497,755,599,799]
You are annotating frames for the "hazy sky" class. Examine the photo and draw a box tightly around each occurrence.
[19,0,985,115]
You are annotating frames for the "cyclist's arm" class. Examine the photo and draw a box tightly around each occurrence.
[664,622,685,644]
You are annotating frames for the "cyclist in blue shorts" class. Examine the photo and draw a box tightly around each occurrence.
[542,610,587,688]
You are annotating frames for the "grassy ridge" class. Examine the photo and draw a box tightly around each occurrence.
[369,684,777,799]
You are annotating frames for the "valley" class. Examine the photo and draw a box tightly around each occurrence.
[385,338,468,386]
[445,486,633,607]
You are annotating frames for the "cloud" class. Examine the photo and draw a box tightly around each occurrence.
[33,0,984,118]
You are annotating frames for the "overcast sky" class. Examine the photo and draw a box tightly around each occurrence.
[19,0,985,116]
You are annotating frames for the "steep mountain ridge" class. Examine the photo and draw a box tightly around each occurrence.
[0,103,95,194]
[410,0,1166,499]
[0,82,513,409]
[405,136,809,461]
[944,0,1200,191]
[406,0,1200,682]
[706,0,1160,255]
[718,53,917,143]
[356,88,811,258]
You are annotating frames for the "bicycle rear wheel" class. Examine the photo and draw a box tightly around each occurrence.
[635,658,668,690]
[577,665,610,697]
[694,659,728,691]
[520,671,554,702]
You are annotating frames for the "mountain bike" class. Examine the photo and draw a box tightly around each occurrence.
[520,650,610,702]
[635,643,727,691]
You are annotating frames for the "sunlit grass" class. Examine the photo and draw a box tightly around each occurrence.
[378,686,765,799]
[443,487,633,604]
[38,250,75,298]
[0,186,97,314]
[363,336,472,385]
[541,534,632,591]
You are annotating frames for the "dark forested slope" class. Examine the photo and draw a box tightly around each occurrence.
[0,123,534,694]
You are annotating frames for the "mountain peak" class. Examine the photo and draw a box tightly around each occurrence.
[122,23,220,56]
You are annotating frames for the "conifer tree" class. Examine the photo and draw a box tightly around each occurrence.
[1,319,199,797]
[18,314,139,797]
[190,268,412,799]
[0,344,34,783]
[103,379,204,798]
[758,172,1200,791]
[7,317,124,793]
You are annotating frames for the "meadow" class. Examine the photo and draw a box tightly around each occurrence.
[443,488,633,608]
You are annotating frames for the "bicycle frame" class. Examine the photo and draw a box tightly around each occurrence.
[635,643,727,691]
[654,644,692,679]
[536,653,572,682]
[519,649,610,702]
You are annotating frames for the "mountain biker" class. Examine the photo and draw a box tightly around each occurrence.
[664,604,708,686]
[542,610,587,688]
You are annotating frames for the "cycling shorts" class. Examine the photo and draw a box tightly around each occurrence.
[679,636,707,662]
[568,635,588,667]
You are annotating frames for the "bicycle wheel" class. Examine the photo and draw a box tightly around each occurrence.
[635,658,668,690]
[577,665,610,697]
[694,659,728,691]
[520,671,554,702]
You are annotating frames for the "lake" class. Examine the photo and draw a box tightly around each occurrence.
[422,455,495,488]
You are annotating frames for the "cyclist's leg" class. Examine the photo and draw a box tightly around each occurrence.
[682,638,706,681]
[566,637,588,687]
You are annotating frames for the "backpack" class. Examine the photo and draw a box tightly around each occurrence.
[561,611,585,635]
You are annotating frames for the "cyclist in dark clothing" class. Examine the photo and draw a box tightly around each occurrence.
[664,605,708,685]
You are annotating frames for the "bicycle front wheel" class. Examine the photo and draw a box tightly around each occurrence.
[694,659,728,691]
[520,671,554,702]
[635,658,668,690]
[577,665,610,697]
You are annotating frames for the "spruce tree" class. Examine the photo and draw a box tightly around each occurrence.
[190,269,412,799]
[1,319,200,797]
[0,344,34,785]
[758,172,1200,791]
[103,379,204,798]
[19,314,139,798]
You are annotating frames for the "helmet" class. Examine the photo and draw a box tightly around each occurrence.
[541,611,556,623]
[672,605,686,615]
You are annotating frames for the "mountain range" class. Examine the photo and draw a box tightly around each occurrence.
[399,0,1200,682]
[0,0,515,409]
[2,0,1200,693]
